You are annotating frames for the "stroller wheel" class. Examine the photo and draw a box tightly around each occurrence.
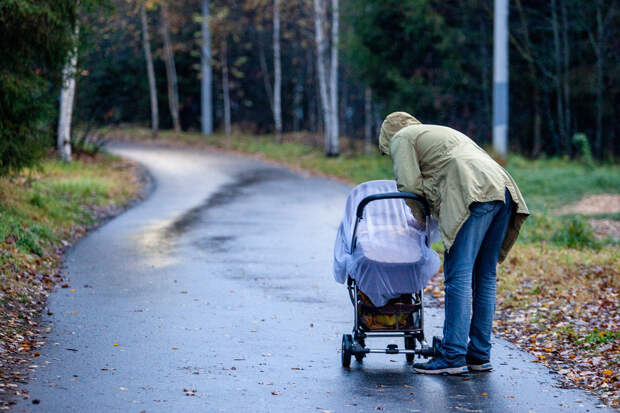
[405,336,416,364]
[342,334,353,367]
[354,337,365,363]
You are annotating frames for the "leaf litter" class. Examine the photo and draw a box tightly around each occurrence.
[425,243,619,408]
[0,154,144,408]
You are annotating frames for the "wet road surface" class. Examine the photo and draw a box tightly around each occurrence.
[13,143,611,412]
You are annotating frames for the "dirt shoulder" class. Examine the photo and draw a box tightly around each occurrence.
[0,152,146,409]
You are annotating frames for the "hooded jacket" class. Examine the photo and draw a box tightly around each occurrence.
[379,112,529,262]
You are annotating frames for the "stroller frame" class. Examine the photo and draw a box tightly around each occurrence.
[341,192,441,367]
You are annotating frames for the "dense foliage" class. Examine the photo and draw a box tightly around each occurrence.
[1,0,618,176]
[75,0,618,158]
[345,0,619,157]
[0,0,79,175]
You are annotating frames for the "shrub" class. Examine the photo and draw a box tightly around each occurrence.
[551,215,600,249]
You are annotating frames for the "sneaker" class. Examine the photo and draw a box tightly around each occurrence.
[466,354,493,372]
[413,357,468,375]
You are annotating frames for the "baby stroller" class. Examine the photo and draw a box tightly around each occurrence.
[333,180,442,367]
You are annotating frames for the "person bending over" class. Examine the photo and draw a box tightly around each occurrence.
[378,112,529,375]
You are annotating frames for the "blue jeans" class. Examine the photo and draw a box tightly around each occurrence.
[441,189,512,361]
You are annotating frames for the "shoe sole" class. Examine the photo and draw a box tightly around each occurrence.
[413,366,469,375]
[468,363,493,372]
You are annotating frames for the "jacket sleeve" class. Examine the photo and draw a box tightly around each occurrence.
[390,135,427,226]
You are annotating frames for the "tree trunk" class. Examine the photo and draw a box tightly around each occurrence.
[560,0,571,152]
[140,2,159,138]
[364,86,372,155]
[201,0,213,135]
[293,82,303,131]
[327,0,339,156]
[550,0,565,152]
[257,31,274,116]
[313,0,332,155]
[594,0,603,157]
[515,0,541,155]
[273,0,282,143]
[160,5,181,133]
[57,23,79,163]
[221,40,231,137]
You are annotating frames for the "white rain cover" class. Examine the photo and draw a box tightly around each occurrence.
[333,180,441,307]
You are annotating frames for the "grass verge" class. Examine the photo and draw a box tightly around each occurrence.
[106,126,619,407]
[0,152,143,407]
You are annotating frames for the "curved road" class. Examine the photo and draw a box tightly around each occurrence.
[14,143,609,412]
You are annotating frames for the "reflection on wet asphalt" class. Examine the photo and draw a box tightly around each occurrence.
[166,168,283,238]
[13,143,611,412]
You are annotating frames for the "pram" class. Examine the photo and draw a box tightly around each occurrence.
[333,180,442,367]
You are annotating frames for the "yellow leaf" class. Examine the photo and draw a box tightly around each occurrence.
[172,346,178,350]
[482,393,488,397]
[602,370,613,376]
[69,289,76,293]
[113,343,118,347]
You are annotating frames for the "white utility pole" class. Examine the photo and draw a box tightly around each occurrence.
[493,0,508,157]
[201,0,213,135]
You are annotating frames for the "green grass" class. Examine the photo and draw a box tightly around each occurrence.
[0,155,138,257]
[506,155,620,212]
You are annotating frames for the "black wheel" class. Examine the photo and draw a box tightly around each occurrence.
[354,337,365,363]
[342,334,353,367]
[405,336,416,364]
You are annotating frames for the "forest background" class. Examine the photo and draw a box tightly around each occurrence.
[1,0,619,172]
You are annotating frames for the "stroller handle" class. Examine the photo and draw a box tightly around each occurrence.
[355,192,430,219]
[351,192,431,250]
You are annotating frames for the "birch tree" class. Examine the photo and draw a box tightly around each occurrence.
[57,23,79,163]
[273,0,282,143]
[201,0,213,135]
[328,0,339,156]
[140,1,158,137]
[160,3,181,133]
[313,0,339,156]
[313,0,331,147]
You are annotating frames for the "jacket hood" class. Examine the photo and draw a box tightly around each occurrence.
[378,112,421,155]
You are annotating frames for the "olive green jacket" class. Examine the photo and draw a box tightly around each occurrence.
[380,123,529,262]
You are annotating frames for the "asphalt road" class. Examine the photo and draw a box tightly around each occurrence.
[13,143,611,412]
